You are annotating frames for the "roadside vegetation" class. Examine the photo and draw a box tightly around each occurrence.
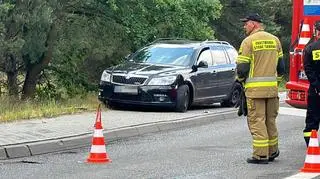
[0,0,292,122]
[0,93,99,122]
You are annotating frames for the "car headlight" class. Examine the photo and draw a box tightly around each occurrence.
[148,76,177,85]
[100,71,111,82]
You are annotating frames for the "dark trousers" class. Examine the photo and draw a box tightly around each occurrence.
[303,86,320,146]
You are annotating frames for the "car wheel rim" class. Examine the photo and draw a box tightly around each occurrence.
[232,89,240,104]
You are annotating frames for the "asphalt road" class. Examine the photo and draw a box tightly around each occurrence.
[0,104,315,179]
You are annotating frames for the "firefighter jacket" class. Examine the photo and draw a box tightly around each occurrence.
[236,29,285,98]
[303,39,320,91]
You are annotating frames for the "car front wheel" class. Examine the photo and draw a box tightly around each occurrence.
[175,85,190,112]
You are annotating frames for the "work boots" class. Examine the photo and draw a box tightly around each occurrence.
[247,150,280,164]
[268,150,280,162]
[246,156,268,164]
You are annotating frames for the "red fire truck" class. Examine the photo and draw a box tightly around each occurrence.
[285,0,320,108]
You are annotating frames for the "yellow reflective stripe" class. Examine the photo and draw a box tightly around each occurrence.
[269,138,278,142]
[239,46,243,54]
[269,138,278,146]
[252,40,277,51]
[245,81,277,88]
[269,141,278,146]
[253,139,269,147]
[237,55,251,63]
[246,77,277,83]
[249,54,254,78]
[253,139,269,143]
[277,76,282,81]
[253,143,269,147]
[278,51,283,58]
[237,59,249,63]
[312,50,320,60]
[304,132,311,137]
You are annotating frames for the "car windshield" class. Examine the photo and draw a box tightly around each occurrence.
[130,44,194,66]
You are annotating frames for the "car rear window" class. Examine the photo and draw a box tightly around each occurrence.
[211,47,228,65]
[225,46,238,64]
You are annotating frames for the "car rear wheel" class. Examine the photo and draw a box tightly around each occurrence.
[175,85,190,112]
[221,83,241,107]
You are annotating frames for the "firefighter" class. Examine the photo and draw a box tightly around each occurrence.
[237,13,285,164]
[303,20,320,146]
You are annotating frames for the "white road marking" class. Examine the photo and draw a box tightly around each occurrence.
[279,106,320,178]
[283,172,320,179]
[279,92,287,102]
[279,107,306,117]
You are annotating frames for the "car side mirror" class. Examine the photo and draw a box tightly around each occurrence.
[197,61,208,68]
[192,61,208,72]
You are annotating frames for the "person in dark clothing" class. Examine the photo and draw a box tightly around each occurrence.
[303,20,320,146]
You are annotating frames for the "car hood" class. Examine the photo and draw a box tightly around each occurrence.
[108,62,190,77]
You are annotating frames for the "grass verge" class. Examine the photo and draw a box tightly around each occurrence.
[0,93,101,123]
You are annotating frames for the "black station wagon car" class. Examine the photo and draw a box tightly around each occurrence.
[98,39,241,112]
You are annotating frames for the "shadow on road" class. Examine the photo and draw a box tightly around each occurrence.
[103,103,229,113]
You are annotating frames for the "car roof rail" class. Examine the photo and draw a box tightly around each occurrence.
[201,40,231,46]
[149,38,192,44]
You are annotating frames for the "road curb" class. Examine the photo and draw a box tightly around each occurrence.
[0,92,287,160]
[0,109,238,160]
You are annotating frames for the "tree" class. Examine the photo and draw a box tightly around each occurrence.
[0,0,293,100]
[215,0,292,78]
[0,1,24,97]
[1,0,124,99]
[31,0,224,99]
[109,0,222,50]
[20,0,57,99]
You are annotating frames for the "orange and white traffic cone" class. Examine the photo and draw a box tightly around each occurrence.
[296,18,311,51]
[301,130,320,172]
[87,104,111,163]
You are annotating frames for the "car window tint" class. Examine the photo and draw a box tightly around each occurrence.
[197,49,213,66]
[225,46,238,64]
[211,46,227,65]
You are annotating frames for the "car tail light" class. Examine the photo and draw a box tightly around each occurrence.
[288,90,306,101]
